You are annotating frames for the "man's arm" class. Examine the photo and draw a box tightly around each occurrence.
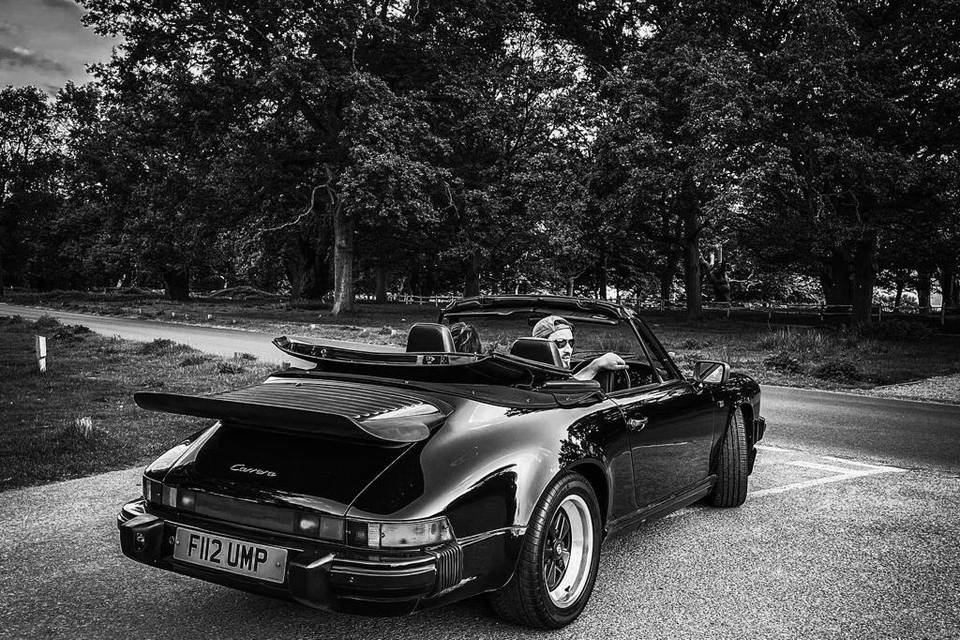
[573,352,629,380]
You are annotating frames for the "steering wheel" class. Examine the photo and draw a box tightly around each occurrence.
[611,367,631,392]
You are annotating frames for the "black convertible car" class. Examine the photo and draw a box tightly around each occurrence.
[118,295,766,628]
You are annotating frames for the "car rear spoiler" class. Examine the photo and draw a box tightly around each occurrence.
[134,378,451,445]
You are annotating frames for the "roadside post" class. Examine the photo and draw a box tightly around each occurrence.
[35,335,47,373]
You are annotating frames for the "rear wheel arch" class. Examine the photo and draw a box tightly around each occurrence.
[563,461,609,531]
[488,470,603,628]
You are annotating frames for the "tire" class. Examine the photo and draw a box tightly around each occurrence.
[488,472,602,629]
[708,408,749,507]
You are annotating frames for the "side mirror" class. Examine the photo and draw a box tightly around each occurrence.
[694,360,730,385]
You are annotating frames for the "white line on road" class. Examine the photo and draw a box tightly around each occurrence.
[752,456,907,498]
[786,460,861,474]
[818,455,905,471]
[755,444,793,453]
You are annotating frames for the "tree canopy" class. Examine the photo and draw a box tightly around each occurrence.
[1,0,958,321]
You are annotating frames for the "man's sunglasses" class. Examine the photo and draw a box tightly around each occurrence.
[552,338,575,349]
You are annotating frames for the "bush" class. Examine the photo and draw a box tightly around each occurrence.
[763,351,802,373]
[812,359,861,382]
[179,354,211,367]
[860,320,933,342]
[137,338,194,357]
[61,416,106,444]
[52,324,93,341]
[0,315,28,327]
[217,361,245,374]
[678,337,712,350]
[34,314,62,331]
[757,327,832,361]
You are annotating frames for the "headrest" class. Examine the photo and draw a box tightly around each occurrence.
[509,337,564,367]
[406,323,457,353]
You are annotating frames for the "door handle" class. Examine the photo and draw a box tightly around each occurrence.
[626,417,649,432]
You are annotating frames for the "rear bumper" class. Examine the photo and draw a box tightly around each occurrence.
[117,499,515,615]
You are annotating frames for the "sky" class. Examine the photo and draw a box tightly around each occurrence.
[0,0,119,95]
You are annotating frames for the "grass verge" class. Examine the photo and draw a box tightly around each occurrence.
[0,315,274,492]
[5,290,439,346]
[6,291,960,394]
[657,321,960,391]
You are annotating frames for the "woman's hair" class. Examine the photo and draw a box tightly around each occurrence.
[449,322,482,353]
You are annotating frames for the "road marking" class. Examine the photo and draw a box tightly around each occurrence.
[756,444,793,453]
[752,455,907,498]
[786,461,859,474]
[818,455,903,471]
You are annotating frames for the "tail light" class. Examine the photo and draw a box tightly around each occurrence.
[346,517,453,549]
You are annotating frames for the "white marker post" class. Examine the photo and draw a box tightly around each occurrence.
[36,335,47,373]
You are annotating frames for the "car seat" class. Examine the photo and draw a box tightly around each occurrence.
[406,323,457,352]
[508,337,564,367]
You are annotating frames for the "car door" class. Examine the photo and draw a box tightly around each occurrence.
[612,379,718,509]
[609,324,719,510]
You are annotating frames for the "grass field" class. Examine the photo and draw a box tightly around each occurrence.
[654,320,960,390]
[7,290,960,389]
[0,315,274,492]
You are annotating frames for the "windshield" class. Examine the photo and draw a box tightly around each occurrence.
[442,312,643,363]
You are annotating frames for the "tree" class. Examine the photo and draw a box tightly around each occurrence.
[736,0,960,324]
[429,22,593,298]
[0,86,62,292]
[84,0,543,312]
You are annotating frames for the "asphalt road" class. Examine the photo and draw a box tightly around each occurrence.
[0,302,395,367]
[2,303,959,639]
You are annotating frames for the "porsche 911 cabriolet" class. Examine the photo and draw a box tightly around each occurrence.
[118,295,766,628]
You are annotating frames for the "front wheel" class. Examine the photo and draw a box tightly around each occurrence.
[488,472,601,629]
[708,408,749,507]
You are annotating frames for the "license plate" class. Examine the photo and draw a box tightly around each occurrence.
[173,526,288,584]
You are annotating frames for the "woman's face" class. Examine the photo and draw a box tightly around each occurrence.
[547,327,574,368]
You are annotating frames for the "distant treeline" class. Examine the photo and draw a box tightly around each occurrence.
[1,1,959,321]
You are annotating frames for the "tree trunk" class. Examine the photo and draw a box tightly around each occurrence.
[597,255,608,300]
[463,252,481,297]
[893,275,905,312]
[162,267,190,301]
[567,276,575,296]
[917,270,932,313]
[701,258,731,302]
[658,253,678,303]
[850,232,877,326]
[375,264,387,304]
[331,203,354,316]
[282,228,330,300]
[939,266,959,307]
[681,205,702,321]
[819,248,854,307]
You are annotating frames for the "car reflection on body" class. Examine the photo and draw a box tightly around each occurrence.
[118,295,766,629]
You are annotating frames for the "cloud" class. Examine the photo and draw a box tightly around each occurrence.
[0,45,69,75]
[38,0,84,16]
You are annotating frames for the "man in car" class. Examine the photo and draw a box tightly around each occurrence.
[532,315,628,379]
